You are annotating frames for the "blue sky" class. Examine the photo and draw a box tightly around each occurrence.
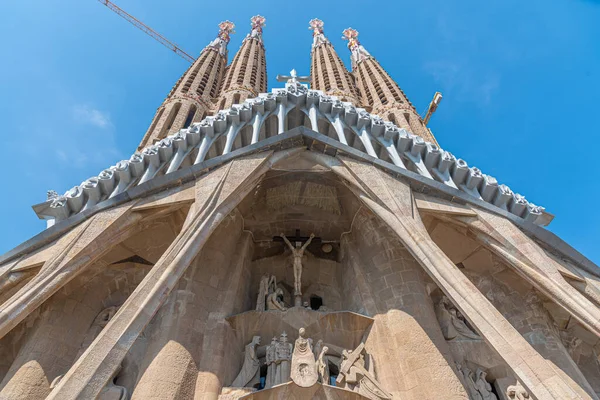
[1,0,599,265]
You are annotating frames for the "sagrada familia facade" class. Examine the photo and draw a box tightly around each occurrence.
[0,15,599,400]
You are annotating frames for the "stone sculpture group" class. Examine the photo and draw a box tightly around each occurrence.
[436,295,480,340]
[231,327,391,400]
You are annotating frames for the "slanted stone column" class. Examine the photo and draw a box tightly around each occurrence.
[46,150,296,400]
[333,154,593,399]
[340,208,468,400]
[193,231,254,400]
[131,213,252,400]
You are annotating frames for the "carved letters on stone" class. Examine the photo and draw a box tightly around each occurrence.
[337,343,391,400]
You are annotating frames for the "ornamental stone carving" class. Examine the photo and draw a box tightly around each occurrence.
[507,382,530,400]
[290,327,317,387]
[337,343,391,400]
[436,295,480,340]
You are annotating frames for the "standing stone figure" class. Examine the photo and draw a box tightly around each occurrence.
[290,327,317,387]
[256,274,277,311]
[232,336,261,388]
[51,306,129,399]
[474,369,498,400]
[274,331,293,386]
[337,343,391,400]
[507,382,530,399]
[265,337,278,389]
[281,233,315,296]
[317,346,330,385]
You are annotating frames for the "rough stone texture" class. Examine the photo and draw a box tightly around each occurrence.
[1,144,599,400]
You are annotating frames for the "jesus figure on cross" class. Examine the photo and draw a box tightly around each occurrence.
[281,232,315,296]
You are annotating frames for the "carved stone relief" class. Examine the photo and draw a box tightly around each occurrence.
[290,327,317,387]
[232,336,261,388]
[436,295,480,340]
[337,343,391,400]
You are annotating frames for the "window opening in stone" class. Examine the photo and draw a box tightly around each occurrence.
[310,295,323,310]
[328,361,339,386]
[258,364,268,390]
[183,105,197,128]
[233,93,241,105]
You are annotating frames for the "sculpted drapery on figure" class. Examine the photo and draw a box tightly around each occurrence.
[275,331,293,386]
[474,369,498,400]
[290,327,317,387]
[456,363,483,400]
[281,233,315,296]
[232,336,261,388]
[266,288,287,311]
[256,274,277,311]
[317,346,330,385]
[436,295,480,340]
[265,337,278,389]
[337,343,391,400]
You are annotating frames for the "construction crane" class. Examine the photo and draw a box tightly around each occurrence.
[96,0,194,63]
[423,92,443,126]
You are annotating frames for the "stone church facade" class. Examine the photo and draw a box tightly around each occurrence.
[1,16,599,400]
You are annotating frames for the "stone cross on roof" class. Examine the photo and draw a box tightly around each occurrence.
[276,69,310,85]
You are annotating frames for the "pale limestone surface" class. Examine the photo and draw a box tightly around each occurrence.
[0,147,599,400]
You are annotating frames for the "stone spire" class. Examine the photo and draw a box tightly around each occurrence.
[342,27,437,144]
[138,21,235,150]
[218,15,267,110]
[309,19,359,104]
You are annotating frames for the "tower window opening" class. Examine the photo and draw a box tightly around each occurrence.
[183,105,197,128]
[162,102,181,135]
[233,93,241,105]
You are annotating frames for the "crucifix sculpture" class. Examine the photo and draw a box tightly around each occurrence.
[274,230,319,306]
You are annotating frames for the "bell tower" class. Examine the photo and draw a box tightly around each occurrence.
[308,19,360,105]
[138,21,235,150]
[218,15,267,110]
[342,28,437,144]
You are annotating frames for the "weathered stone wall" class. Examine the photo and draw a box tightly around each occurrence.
[0,263,149,399]
[340,207,468,400]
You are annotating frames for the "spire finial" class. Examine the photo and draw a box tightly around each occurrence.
[245,15,266,43]
[342,27,371,69]
[206,20,235,56]
[218,20,235,43]
[308,18,329,48]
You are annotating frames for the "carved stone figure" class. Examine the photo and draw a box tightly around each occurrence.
[337,343,391,400]
[274,331,293,386]
[456,363,482,400]
[265,336,278,389]
[281,233,315,296]
[507,382,530,400]
[256,274,277,311]
[317,346,329,385]
[474,369,497,400]
[77,306,119,359]
[341,28,372,68]
[52,307,127,397]
[232,336,261,387]
[266,288,287,311]
[436,296,480,340]
[308,18,329,48]
[290,327,317,387]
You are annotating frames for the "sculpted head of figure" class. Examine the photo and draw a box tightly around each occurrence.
[271,336,278,345]
[252,336,261,346]
[299,327,306,338]
[280,331,289,343]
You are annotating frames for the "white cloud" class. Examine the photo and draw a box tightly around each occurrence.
[72,105,112,128]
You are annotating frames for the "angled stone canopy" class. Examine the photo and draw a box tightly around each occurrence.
[34,82,550,227]
[3,127,594,282]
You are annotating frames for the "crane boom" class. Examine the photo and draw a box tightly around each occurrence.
[96,0,194,63]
